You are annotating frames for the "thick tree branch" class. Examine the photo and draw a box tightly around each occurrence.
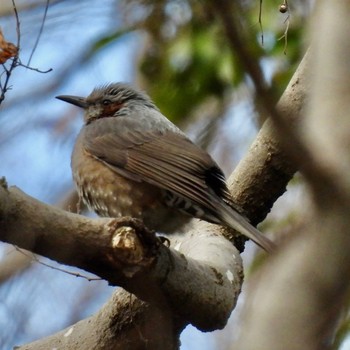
[0,184,158,285]
[235,2,350,349]
[0,184,242,337]
[19,289,179,350]
[228,52,309,226]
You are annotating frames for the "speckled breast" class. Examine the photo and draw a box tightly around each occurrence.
[71,133,188,233]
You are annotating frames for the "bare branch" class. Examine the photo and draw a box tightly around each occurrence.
[0,1,20,104]
[17,62,52,73]
[14,247,102,281]
[259,0,264,45]
[227,51,310,226]
[0,0,52,105]
[235,1,350,349]
[18,288,181,350]
[278,11,290,55]
[27,0,49,66]
[0,184,242,335]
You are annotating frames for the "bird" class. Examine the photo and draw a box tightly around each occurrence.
[56,83,275,252]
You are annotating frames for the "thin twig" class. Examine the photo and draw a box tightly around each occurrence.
[278,0,290,55]
[27,0,50,66]
[18,61,52,73]
[259,0,264,45]
[14,246,102,282]
[0,0,20,104]
[12,0,20,48]
[0,0,52,105]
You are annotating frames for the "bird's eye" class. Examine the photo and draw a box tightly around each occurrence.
[102,99,112,105]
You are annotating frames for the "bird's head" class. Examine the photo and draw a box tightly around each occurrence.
[56,83,157,124]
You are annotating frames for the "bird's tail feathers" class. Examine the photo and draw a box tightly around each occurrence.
[218,203,276,253]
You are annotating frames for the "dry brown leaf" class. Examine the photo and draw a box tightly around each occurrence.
[0,28,18,64]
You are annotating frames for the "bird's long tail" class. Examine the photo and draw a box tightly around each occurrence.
[218,202,276,252]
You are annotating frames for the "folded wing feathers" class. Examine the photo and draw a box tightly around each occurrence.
[126,150,218,214]
[85,128,275,251]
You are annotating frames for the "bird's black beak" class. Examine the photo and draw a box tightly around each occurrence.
[56,95,88,108]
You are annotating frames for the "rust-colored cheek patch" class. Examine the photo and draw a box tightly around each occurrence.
[101,103,124,118]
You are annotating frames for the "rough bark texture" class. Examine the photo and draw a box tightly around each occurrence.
[228,52,309,225]
[19,289,178,350]
[0,185,242,349]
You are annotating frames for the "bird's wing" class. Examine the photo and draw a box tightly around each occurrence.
[83,118,275,252]
[83,118,231,218]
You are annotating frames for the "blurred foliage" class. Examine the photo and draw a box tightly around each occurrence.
[85,0,307,124]
[138,23,236,123]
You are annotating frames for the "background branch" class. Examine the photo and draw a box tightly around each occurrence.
[235,1,350,349]
[211,0,325,188]
[227,51,309,226]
